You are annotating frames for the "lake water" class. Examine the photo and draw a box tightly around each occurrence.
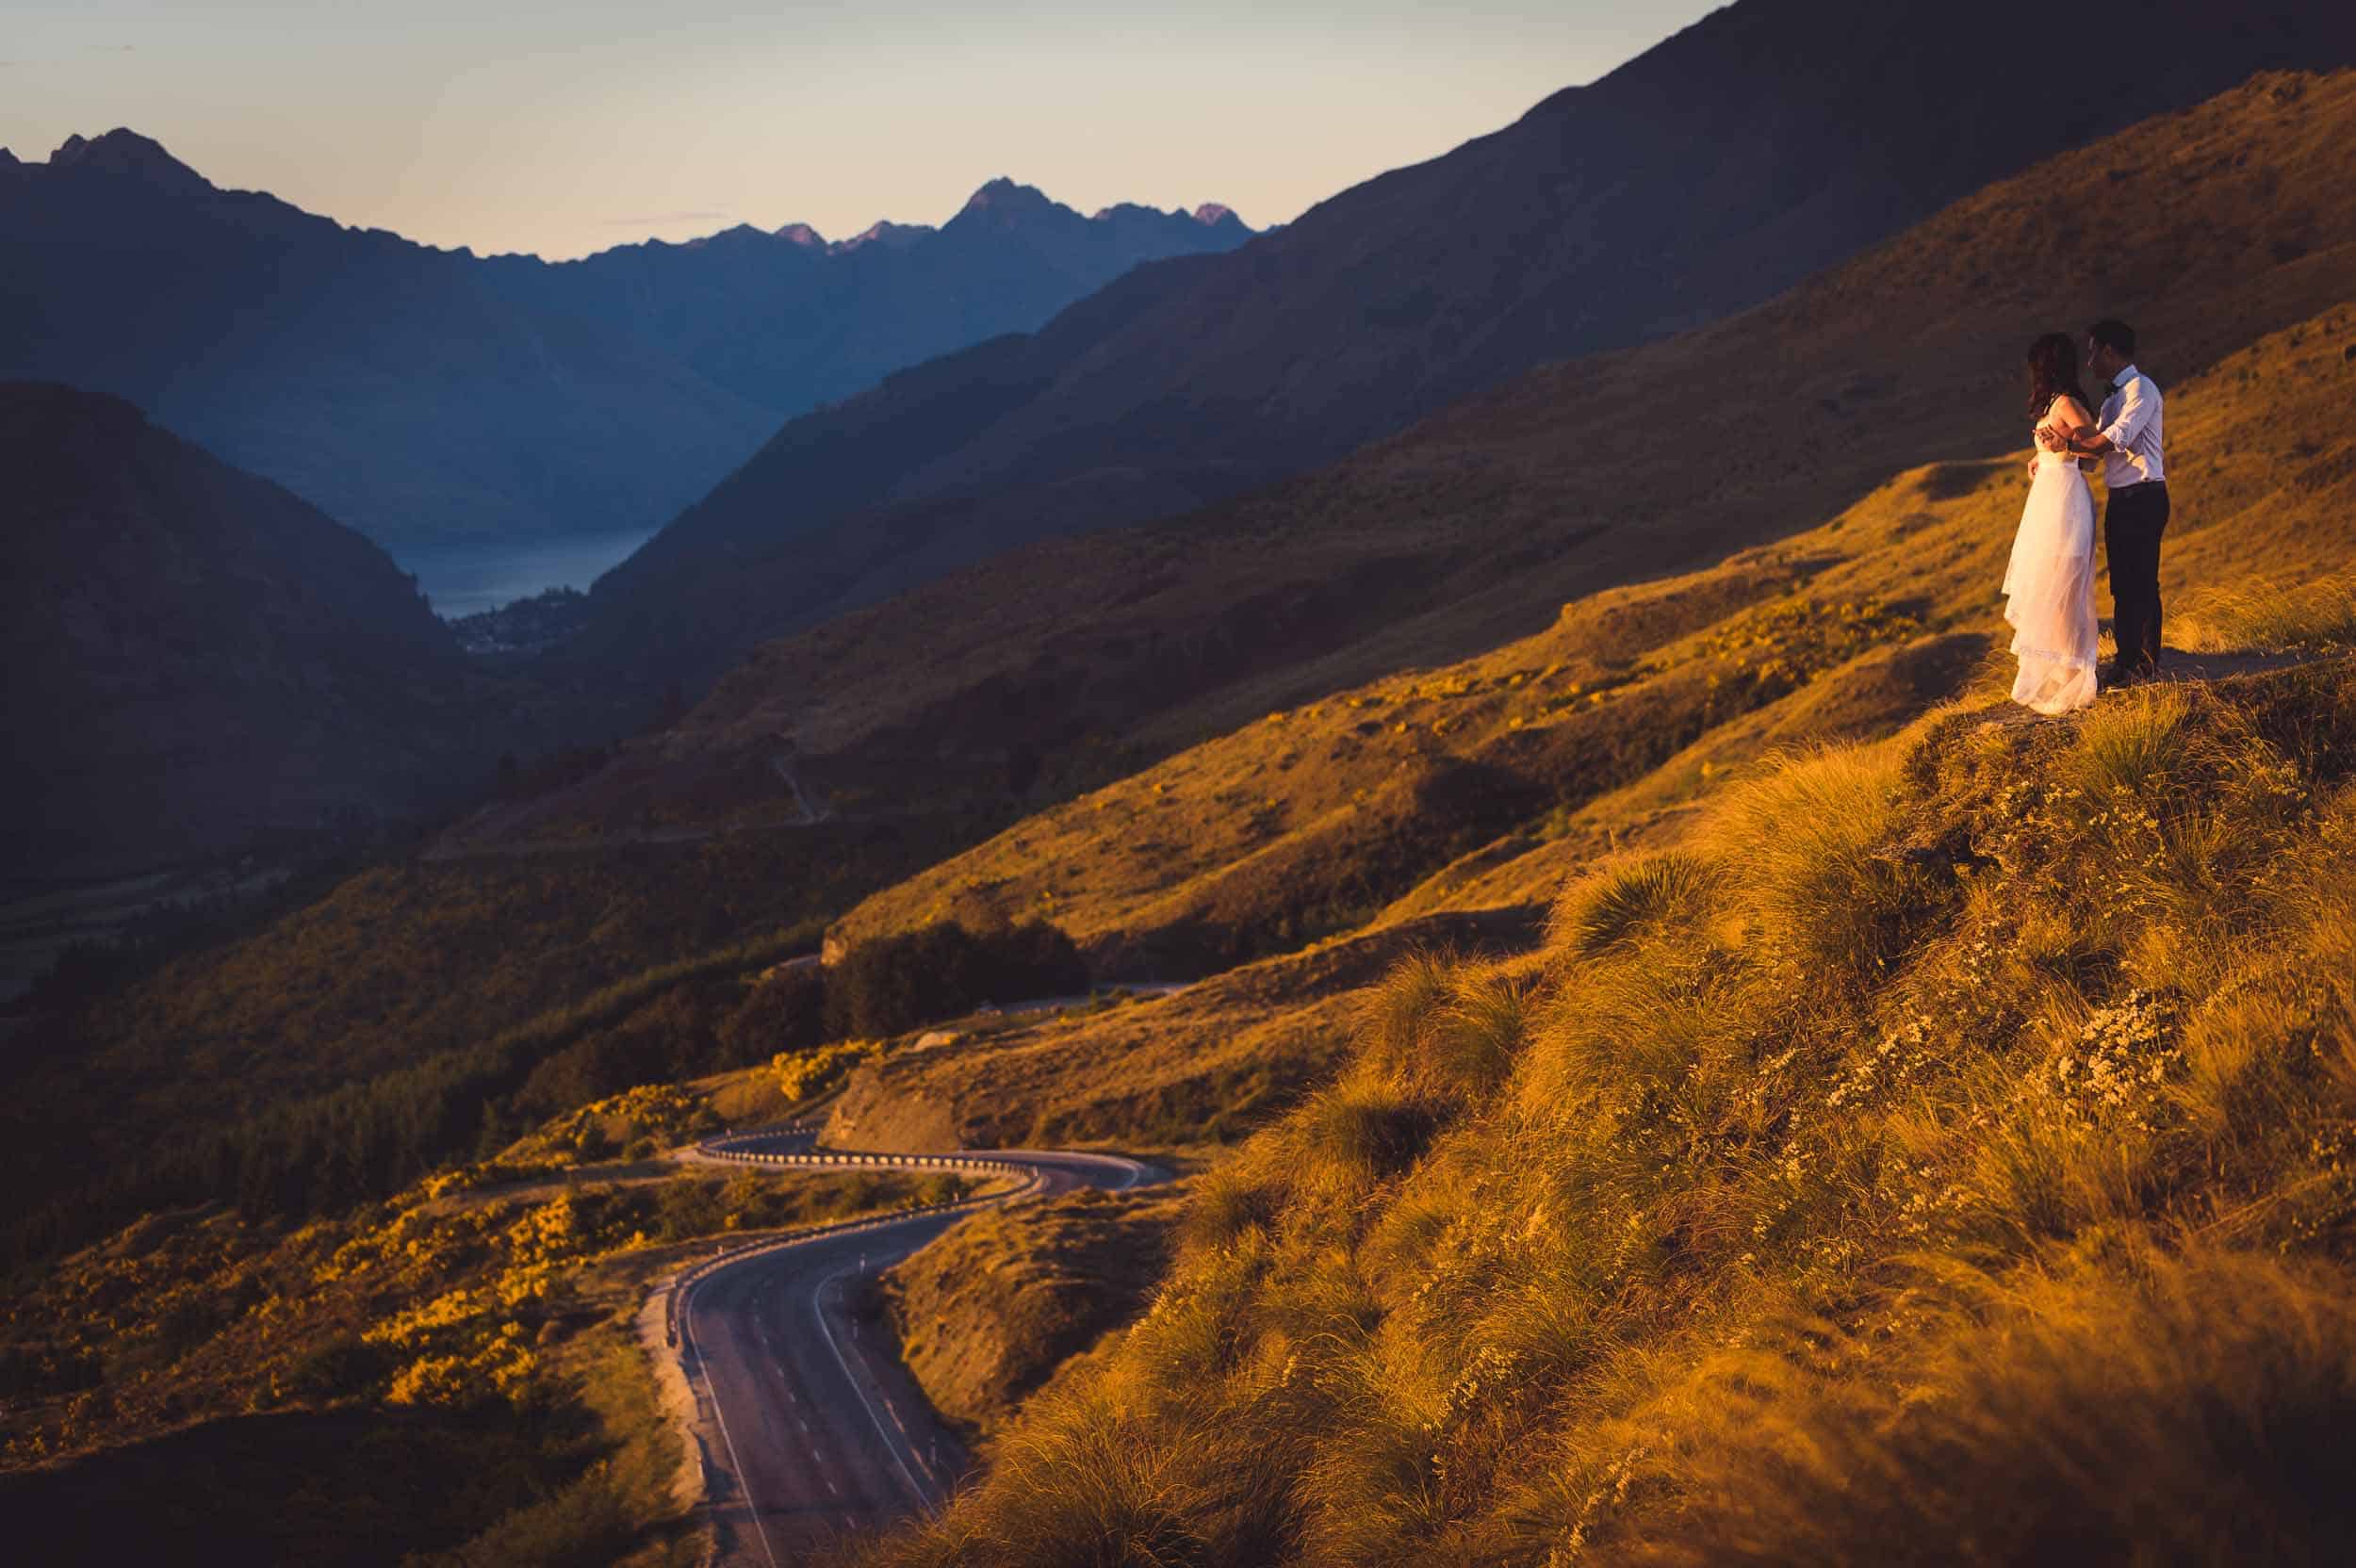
[394,528,660,619]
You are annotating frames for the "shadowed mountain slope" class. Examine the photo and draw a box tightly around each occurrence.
[0,384,494,884]
[0,139,1251,549]
[569,0,2356,692]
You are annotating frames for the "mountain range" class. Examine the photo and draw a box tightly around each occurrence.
[0,137,1252,550]
[560,0,2356,701]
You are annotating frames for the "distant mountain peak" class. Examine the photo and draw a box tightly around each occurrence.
[774,221,826,249]
[683,222,769,250]
[47,127,210,195]
[1191,203,1241,228]
[834,220,934,253]
[957,175,1057,220]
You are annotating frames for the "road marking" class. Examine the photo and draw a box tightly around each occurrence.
[812,1255,939,1511]
[664,1143,1165,1551]
[679,1277,783,1568]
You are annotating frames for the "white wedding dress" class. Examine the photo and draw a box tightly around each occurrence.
[2002,440,2099,714]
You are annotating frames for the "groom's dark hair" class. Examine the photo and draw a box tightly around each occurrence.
[2087,318,2137,358]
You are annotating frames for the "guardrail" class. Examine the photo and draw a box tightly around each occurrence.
[661,1129,1038,1348]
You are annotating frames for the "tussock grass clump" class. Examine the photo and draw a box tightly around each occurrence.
[1700,743,1947,983]
[1601,1241,2356,1568]
[1547,854,1722,956]
[1299,1076,1439,1194]
[1361,952,1534,1105]
[852,662,2356,1568]
[2176,571,2356,654]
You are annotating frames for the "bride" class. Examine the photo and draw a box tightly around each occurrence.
[2004,333,2101,715]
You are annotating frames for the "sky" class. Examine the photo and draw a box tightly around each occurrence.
[0,2,1722,262]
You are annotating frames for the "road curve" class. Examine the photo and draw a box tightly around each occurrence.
[671,1134,1160,1565]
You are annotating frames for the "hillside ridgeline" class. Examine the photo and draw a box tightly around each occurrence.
[563,1,2356,697]
[488,67,2356,863]
[845,635,2356,1564]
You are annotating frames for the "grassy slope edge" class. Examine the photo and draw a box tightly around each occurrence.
[846,648,2356,1567]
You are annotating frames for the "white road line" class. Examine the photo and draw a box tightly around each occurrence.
[811,1255,939,1511]
[680,1275,783,1568]
[669,1144,1163,1551]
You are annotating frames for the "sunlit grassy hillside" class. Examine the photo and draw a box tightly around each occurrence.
[818,299,2356,1165]
[832,298,2356,969]
[497,71,2356,853]
[848,644,2356,1566]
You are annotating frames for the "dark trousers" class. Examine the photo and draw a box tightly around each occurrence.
[2105,482,2169,674]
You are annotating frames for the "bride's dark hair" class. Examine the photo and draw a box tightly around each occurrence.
[2027,332,2090,420]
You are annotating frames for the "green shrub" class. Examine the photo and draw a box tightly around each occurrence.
[717,959,828,1059]
[824,919,1089,1038]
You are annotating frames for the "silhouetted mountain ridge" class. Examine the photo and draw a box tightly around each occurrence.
[567,0,2356,697]
[0,139,1253,549]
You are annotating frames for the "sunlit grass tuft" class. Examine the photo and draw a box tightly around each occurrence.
[1699,741,1944,982]
[1595,1242,2356,1567]
[1548,854,1723,956]
[2176,572,2356,654]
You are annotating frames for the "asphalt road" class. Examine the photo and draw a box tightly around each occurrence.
[676,1141,1158,1565]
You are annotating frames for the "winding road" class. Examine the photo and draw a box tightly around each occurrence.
[668,1130,1160,1565]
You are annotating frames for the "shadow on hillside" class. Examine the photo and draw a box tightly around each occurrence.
[1919,459,2002,500]
[0,1405,601,1567]
[1974,646,2340,733]
[2150,647,2323,683]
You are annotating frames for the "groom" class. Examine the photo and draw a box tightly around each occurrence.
[2040,319,2168,685]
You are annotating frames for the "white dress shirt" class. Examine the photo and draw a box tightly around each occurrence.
[2096,364,2165,487]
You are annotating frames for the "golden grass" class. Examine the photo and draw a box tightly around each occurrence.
[850,656,2356,1568]
[2176,572,2356,655]
[1546,854,1723,957]
[1599,1240,2356,1567]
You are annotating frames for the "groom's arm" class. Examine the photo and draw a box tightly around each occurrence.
[2058,378,2152,457]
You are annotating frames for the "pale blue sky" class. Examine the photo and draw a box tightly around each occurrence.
[0,2,1721,260]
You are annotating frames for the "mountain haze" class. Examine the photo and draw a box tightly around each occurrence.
[475,176,1252,455]
[0,139,1251,550]
[570,0,2356,694]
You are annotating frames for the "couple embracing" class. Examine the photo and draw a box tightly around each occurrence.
[2003,318,2169,716]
